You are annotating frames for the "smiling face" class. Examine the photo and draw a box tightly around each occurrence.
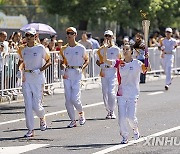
[123,44,133,58]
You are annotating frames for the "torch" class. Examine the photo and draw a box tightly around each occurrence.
[141,10,150,67]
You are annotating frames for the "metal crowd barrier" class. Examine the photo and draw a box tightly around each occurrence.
[0,47,180,103]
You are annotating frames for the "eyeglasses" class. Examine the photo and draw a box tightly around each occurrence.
[104,34,112,37]
[66,32,75,35]
[25,33,35,38]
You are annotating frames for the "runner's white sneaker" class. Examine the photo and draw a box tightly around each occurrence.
[121,136,128,144]
[110,112,116,119]
[133,129,140,140]
[67,120,77,128]
[79,112,86,125]
[24,130,34,137]
[40,118,47,131]
[106,112,111,119]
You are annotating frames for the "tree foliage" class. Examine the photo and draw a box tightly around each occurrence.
[0,0,179,33]
[43,0,179,31]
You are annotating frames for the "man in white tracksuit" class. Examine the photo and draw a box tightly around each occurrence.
[60,27,89,128]
[96,30,121,119]
[17,28,51,137]
[160,27,177,90]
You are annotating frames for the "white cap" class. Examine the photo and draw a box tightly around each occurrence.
[25,27,36,35]
[66,27,77,34]
[165,27,172,33]
[104,30,113,36]
[123,37,129,42]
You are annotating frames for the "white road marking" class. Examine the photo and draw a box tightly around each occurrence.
[93,125,180,154]
[0,144,49,154]
[0,102,104,126]
[147,91,164,96]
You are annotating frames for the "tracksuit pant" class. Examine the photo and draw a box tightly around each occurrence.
[63,78,83,121]
[118,97,138,138]
[162,54,174,85]
[22,81,45,131]
[101,68,116,113]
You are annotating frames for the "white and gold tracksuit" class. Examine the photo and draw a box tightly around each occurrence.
[161,38,177,86]
[60,43,87,121]
[18,44,50,131]
[97,45,120,113]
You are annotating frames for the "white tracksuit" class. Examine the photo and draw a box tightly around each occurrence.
[161,38,177,85]
[98,46,120,113]
[61,43,87,121]
[18,44,49,131]
[114,59,142,138]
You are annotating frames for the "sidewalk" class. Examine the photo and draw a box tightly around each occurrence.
[0,73,179,104]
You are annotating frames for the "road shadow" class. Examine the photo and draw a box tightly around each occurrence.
[46,143,119,150]
[0,111,23,115]
[0,136,25,141]
[140,89,163,92]
[52,119,71,123]
[0,105,24,111]
[47,126,69,130]
[0,136,53,142]
[86,118,106,121]
[3,128,44,133]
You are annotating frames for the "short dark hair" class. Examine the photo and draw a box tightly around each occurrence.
[135,33,143,39]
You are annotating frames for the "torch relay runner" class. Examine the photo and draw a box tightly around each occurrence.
[17,27,52,137]
[103,44,151,144]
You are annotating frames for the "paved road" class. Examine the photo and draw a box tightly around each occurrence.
[0,77,180,154]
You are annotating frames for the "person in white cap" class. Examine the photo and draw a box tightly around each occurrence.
[96,30,121,119]
[17,27,51,137]
[160,27,177,90]
[59,27,89,128]
[103,44,151,144]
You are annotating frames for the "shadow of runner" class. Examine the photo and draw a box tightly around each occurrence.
[45,143,119,150]
[0,136,53,142]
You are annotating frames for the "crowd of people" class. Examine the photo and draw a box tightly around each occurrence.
[0,26,179,143]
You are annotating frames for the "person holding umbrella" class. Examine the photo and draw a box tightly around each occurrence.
[59,27,89,128]
[17,27,51,137]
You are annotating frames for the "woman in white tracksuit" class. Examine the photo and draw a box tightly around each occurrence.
[103,44,150,144]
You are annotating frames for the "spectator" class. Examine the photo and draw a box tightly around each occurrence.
[56,39,64,51]
[12,32,22,49]
[87,32,100,49]
[0,42,4,92]
[131,33,146,83]
[149,31,160,47]
[78,32,92,49]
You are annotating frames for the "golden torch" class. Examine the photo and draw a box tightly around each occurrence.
[141,10,150,67]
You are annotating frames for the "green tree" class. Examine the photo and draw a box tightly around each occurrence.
[42,0,112,30]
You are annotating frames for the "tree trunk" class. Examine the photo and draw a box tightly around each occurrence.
[78,20,88,30]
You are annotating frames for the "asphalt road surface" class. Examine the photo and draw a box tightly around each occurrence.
[0,77,180,154]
